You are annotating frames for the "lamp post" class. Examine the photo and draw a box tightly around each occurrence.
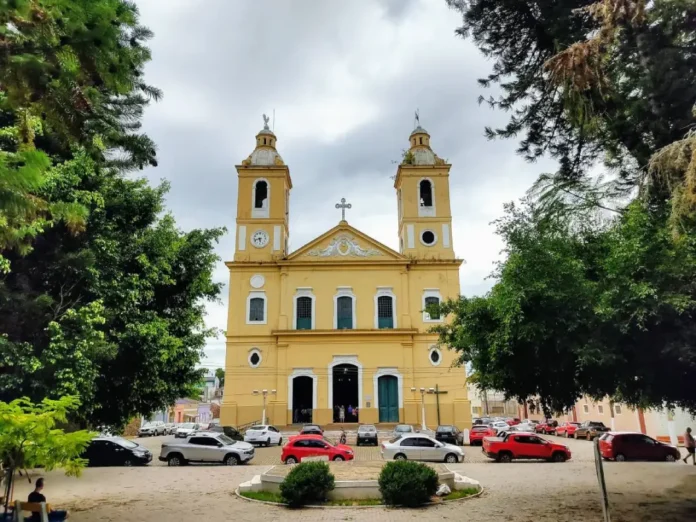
[411,387,435,430]
[253,389,276,424]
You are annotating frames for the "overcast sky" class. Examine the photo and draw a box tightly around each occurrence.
[135,0,557,370]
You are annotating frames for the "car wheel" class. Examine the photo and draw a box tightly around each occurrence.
[123,459,133,467]
[444,453,459,464]
[167,454,184,467]
[333,455,345,462]
[552,452,566,463]
[615,453,626,462]
[278,437,283,446]
[665,454,676,462]
[224,454,239,466]
[394,453,407,461]
[285,456,298,465]
[498,452,513,463]
[266,438,271,447]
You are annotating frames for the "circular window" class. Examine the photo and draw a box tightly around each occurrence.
[429,347,442,366]
[248,350,262,368]
[421,230,437,246]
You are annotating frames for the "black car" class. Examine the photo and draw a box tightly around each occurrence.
[435,425,463,446]
[356,424,378,446]
[300,424,323,435]
[82,437,152,466]
[208,425,244,441]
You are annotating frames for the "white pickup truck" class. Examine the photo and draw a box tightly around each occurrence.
[159,432,255,466]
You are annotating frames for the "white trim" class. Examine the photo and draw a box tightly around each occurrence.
[407,224,415,249]
[428,346,442,367]
[238,225,247,251]
[293,288,316,330]
[288,368,318,410]
[248,348,262,368]
[418,178,436,217]
[422,289,443,323]
[420,229,438,247]
[373,368,404,409]
[246,290,267,325]
[442,223,451,248]
[251,178,270,218]
[328,356,363,409]
[273,225,281,251]
[333,287,356,329]
[373,287,397,329]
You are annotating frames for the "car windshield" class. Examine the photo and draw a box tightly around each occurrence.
[322,437,335,446]
[472,426,488,432]
[590,422,606,427]
[249,425,266,430]
[358,426,376,432]
[218,434,236,445]
[395,425,411,432]
[388,436,402,443]
[113,437,138,449]
[180,423,195,429]
[437,426,453,432]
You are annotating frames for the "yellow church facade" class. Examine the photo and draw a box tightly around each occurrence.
[220,118,471,429]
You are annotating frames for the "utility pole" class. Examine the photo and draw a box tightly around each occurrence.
[253,389,276,425]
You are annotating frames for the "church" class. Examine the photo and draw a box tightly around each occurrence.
[220,117,471,429]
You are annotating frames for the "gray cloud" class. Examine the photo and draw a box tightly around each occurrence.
[135,0,556,369]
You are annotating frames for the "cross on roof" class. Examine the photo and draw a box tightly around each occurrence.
[335,198,352,221]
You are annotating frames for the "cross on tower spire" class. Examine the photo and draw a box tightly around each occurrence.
[335,197,352,222]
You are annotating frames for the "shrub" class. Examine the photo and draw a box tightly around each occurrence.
[279,461,335,507]
[378,460,438,507]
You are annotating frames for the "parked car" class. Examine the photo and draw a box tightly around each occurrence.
[392,424,415,439]
[512,421,537,433]
[244,425,283,446]
[281,435,354,464]
[435,425,463,446]
[138,422,165,437]
[208,425,244,441]
[469,425,490,446]
[163,423,176,435]
[556,422,581,438]
[159,432,255,466]
[575,421,610,441]
[357,424,378,446]
[175,422,200,438]
[599,432,680,462]
[489,421,511,433]
[381,433,465,463]
[505,418,521,426]
[300,424,323,435]
[482,432,571,463]
[82,437,152,467]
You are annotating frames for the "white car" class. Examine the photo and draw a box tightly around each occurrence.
[138,422,165,437]
[489,421,511,432]
[381,433,465,463]
[244,425,283,446]
[175,422,200,438]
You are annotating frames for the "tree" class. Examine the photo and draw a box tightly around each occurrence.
[0,396,94,514]
[215,368,225,388]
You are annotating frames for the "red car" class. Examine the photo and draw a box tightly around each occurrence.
[555,422,581,438]
[482,432,571,463]
[599,432,681,462]
[469,425,489,446]
[535,421,558,435]
[281,435,354,464]
[505,418,521,426]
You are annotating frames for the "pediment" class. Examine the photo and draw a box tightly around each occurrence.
[287,223,405,262]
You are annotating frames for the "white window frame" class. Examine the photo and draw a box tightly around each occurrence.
[251,178,270,218]
[422,289,443,323]
[418,178,436,217]
[333,286,356,329]
[293,288,316,330]
[248,348,262,368]
[246,291,267,325]
[420,229,438,247]
[428,346,442,367]
[583,404,589,414]
[374,287,397,329]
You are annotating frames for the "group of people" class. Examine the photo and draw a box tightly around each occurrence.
[334,404,358,423]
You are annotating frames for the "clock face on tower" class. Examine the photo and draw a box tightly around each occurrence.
[251,230,270,248]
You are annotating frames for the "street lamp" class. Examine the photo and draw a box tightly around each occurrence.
[253,389,276,424]
[411,387,428,430]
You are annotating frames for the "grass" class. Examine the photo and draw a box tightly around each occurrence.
[240,487,479,507]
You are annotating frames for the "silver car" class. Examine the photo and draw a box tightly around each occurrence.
[159,432,255,466]
[392,424,415,439]
[381,433,465,463]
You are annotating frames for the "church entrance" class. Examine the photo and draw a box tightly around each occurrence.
[292,376,313,424]
[378,375,399,423]
[332,364,359,423]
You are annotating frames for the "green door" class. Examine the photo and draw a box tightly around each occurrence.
[378,376,399,423]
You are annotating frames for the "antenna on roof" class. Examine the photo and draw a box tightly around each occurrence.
[414,108,420,129]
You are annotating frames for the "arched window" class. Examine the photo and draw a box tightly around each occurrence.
[263,137,267,145]
[423,289,442,322]
[296,296,312,330]
[419,137,423,145]
[254,181,268,209]
[419,179,433,207]
[336,296,353,329]
[377,295,394,329]
[249,297,265,322]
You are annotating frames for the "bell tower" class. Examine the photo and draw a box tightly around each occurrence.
[394,124,454,259]
[234,116,292,261]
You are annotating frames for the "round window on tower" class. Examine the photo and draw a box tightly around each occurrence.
[421,230,437,246]
[429,347,442,367]
[248,349,262,368]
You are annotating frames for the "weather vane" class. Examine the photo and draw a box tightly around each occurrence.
[335,198,352,221]
[262,113,270,130]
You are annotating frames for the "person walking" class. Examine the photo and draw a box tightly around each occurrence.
[683,427,695,464]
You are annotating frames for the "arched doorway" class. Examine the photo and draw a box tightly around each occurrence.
[332,364,359,423]
[292,376,313,424]
[378,375,399,423]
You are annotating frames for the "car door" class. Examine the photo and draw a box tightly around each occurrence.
[268,426,280,444]
[292,439,310,460]
[417,437,441,461]
[635,435,661,460]
[84,441,103,466]
[528,435,553,459]
[399,437,421,460]
[187,436,209,461]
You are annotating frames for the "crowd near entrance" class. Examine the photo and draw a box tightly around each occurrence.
[332,363,359,422]
[292,376,313,423]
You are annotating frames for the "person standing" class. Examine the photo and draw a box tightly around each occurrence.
[339,405,345,423]
[683,427,695,464]
[28,478,69,521]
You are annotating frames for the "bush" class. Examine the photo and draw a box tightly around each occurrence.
[378,460,438,507]
[279,461,335,507]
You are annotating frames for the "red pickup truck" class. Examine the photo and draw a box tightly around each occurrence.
[482,432,571,463]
